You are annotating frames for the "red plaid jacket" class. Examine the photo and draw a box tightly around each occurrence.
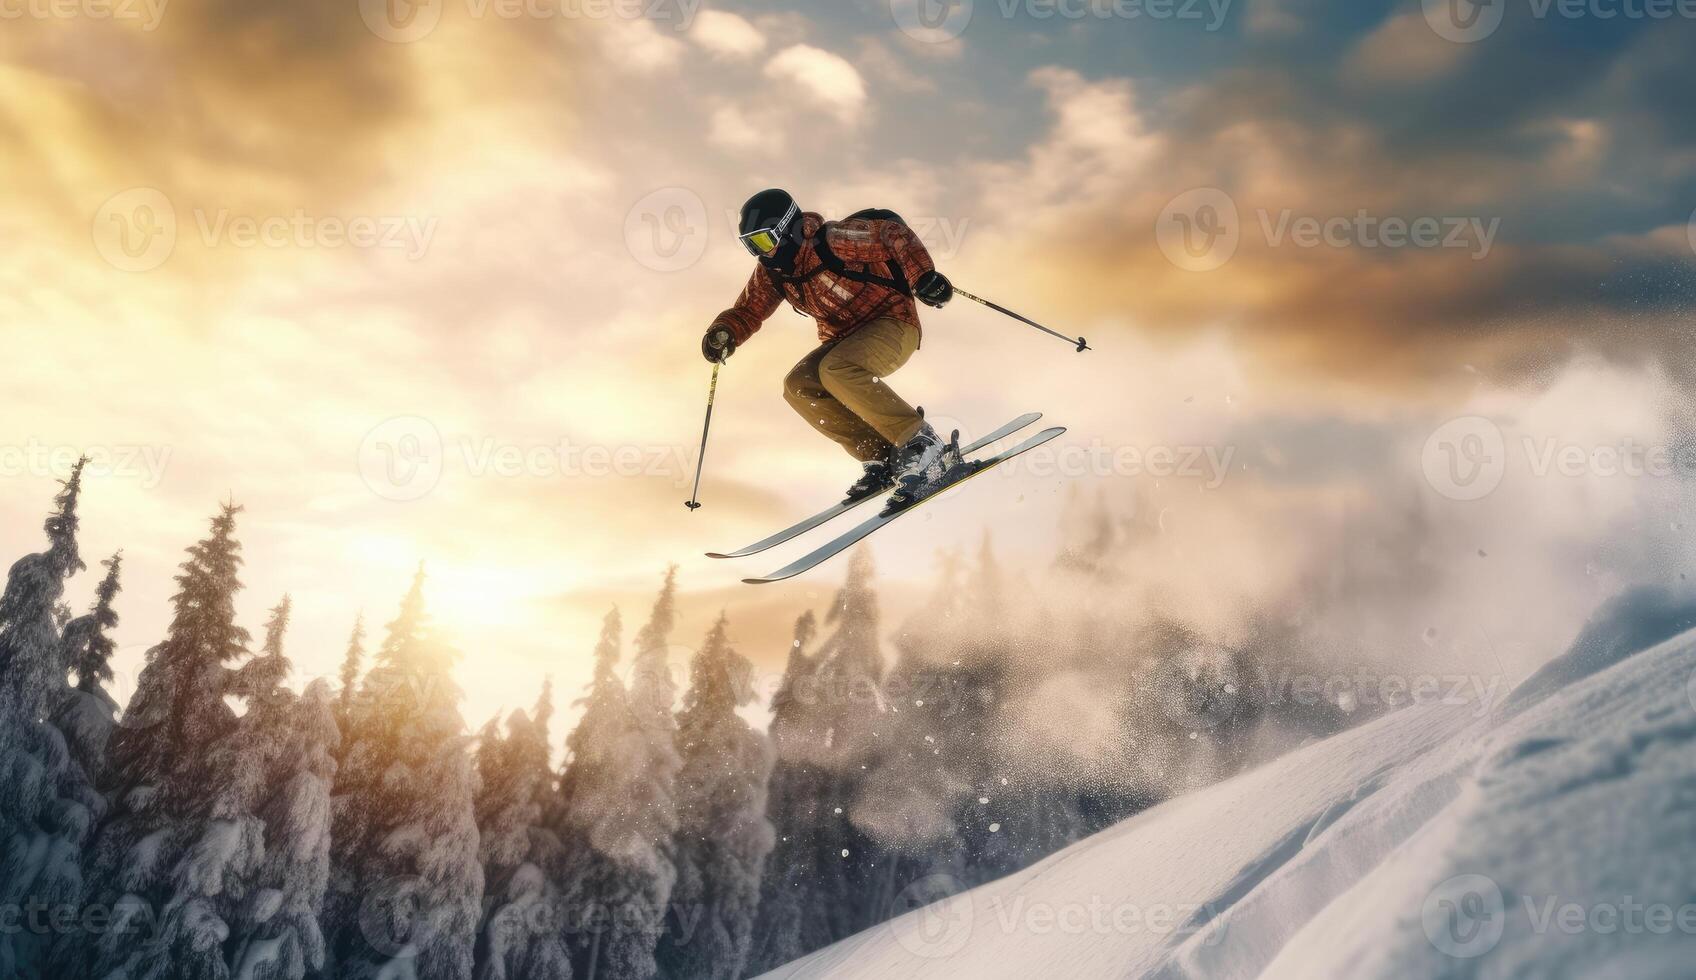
[712,213,937,346]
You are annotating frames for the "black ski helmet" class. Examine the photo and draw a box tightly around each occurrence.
[737,188,803,259]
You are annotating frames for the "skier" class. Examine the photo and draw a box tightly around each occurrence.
[701,188,959,508]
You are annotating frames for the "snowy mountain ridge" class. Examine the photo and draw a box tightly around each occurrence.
[763,585,1696,979]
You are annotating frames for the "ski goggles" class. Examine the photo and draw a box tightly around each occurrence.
[737,200,799,256]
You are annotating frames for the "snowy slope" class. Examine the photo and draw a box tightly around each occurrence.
[761,588,1696,979]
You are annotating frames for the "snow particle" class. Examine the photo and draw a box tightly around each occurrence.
[978,796,989,805]
[915,699,924,707]
[834,807,843,814]
[841,849,850,858]
[988,823,1001,833]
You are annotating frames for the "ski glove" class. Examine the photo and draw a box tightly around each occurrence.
[914,270,953,308]
[702,327,736,363]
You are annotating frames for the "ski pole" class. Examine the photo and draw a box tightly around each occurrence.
[954,286,1090,352]
[684,360,721,511]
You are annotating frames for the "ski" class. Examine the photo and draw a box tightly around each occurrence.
[742,425,1067,584]
[705,412,1043,560]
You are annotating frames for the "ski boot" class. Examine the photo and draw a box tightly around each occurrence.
[842,456,896,505]
[883,424,967,514]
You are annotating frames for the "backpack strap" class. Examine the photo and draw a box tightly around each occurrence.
[812,220,913,297]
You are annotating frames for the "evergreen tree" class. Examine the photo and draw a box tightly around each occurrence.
[329,566,483,980]
[655,614,774,980]
[964,531,1005,625]
[551,609,623,836]
[0,462,92,979]
[553,567,682,980]
[747,613,822,975]
[750,553,891,972]
[98,595,337,980]
[234,678,340,980]
[103,503,250,801]
[54,551,124,790]
[335,613,365,734]
[76,502,255,980]
[473,682,571,980]
[0,458,86,721]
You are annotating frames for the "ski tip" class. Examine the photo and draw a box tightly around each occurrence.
[704,552,734,560]
[741,576,776,586]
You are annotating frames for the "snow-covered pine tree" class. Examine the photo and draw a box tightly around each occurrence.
[549,606,621,864]
[234,677,340,980]
[54,550,124,791]
[75,502,254,980]
[102,595,334,980]
[101,502,250,799]
[473,681,571,980]
[964,531,1005,625]
[335,613,365,735]
[655,614,774,980]
[0,457,86,722]
[750,553,892,971]
[553,567,682,980]
[553,690,627,980]
[0,461,92,980]
[329,566,483,980]
[746,613,822,975]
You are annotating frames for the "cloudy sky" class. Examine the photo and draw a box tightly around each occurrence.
[4,0,1695,733]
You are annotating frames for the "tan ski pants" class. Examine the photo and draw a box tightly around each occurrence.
[782,318,924,462]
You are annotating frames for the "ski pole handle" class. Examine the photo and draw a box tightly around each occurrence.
[684,360,720,511]
[954,286,1090,352]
